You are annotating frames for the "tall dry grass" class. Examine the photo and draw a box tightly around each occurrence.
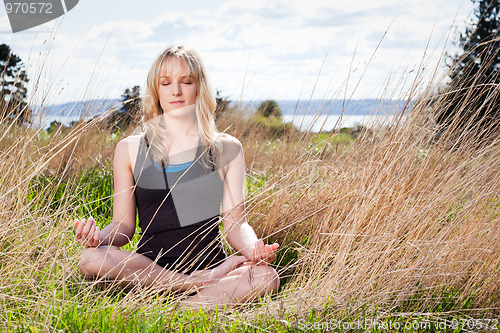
[243,71,498,325]
[0,41,499,330]
[248,109,499,312]
[216,46,499,320]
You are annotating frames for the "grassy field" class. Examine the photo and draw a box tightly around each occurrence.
[1,70,499,331]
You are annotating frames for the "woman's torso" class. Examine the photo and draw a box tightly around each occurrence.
[129,133,226,273]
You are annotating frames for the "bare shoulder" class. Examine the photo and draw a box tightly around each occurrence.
[114,133,144,170]
[122,133,143,144]
[218,133,242,147]
[216,133,243,168]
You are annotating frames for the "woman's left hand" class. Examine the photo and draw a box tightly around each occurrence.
[211,255,250,278]
[190,255,249,287]
[251,240,279,265]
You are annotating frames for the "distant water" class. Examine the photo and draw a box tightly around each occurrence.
[240,99,408,116]
[31,99,120,129]
[283,114,402,132]
[240,99,409,132]
[30,113,83,129]
[34,98,409,132]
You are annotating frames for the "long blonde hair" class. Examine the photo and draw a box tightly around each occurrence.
[141,44,223,170]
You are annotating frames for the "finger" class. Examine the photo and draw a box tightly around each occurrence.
[260,244,275,263]
[271,243,279,251]
[86,225,96,244]
[94,227,100,243]
[258,242,267,260]
[254,240,264,259]
[92,226,100,246]
[75,219,85,238]
[264,244,274,261]
[261,246,268,258]
[82,218,94,238]
[240,261,253,266]
[89,219,97,240]
[82,221,95,245]
[73,221,79,236]
[259,248,268,262]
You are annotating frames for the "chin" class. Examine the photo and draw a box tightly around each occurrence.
[167,104,195,113]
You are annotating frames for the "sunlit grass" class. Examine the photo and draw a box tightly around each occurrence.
[1,38,499,332]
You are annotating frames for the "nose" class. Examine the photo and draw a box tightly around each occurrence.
[171,82,181,96]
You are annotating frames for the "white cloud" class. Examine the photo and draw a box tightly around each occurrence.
[0,0,475,105]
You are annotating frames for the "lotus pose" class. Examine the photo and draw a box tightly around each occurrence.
[74,44,279,306]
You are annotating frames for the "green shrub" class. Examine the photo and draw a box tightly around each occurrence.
[256,100,283,119]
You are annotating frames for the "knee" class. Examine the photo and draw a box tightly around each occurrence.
[78,247,111,278]
[251,265,280,293]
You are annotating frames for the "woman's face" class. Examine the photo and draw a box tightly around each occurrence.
[158,57,197,113]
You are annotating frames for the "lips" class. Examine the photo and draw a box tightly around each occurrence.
[169,100,184,105]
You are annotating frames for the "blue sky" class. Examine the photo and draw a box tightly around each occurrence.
[1,0,474,104]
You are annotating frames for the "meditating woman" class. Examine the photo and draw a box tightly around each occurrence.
[74,44,279,307]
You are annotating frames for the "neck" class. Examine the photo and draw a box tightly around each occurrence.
[161,104,198,140]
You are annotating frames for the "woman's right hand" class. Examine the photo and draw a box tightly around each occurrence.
[74,217,101,247]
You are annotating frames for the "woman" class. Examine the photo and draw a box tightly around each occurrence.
[74,44,279,307]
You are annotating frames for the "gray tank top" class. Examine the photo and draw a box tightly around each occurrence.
[132,135,226,273]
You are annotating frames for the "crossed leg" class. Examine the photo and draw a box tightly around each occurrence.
[182,264,280,307]
[79,246,279,307]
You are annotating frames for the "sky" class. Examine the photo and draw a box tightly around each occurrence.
[0,0,475,105]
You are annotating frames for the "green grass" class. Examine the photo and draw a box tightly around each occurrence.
[10,291,496,333]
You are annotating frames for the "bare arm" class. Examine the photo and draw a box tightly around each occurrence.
[75,138,136,247]
[220,138,278,264]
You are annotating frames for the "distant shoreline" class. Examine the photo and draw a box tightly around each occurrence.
[283,114,403,132]
[31,98,408,132]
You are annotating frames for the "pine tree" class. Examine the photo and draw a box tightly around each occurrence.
[0,43,30,124]
[108,85,141,132]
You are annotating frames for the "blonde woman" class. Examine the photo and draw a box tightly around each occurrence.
[74,44,279,306]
